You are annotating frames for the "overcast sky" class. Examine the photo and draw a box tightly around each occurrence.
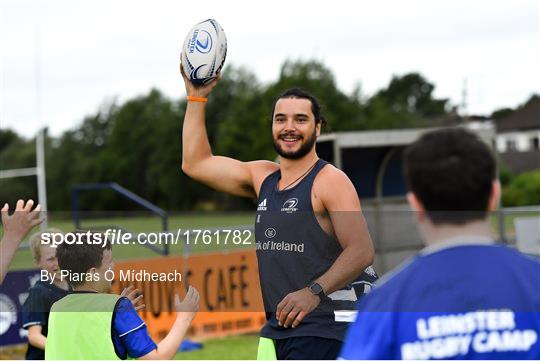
[1,0,538,138]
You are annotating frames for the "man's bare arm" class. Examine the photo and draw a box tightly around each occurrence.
[180,65,277,198]
[314,167,374,295]
[277,167,374,328]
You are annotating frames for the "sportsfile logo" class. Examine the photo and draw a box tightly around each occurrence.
[257,198,267,211]
[281,198,299,213]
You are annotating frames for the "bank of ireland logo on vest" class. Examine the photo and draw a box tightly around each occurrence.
[281,198,299,213]
[265,228,276,238]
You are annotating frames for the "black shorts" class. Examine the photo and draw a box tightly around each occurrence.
[275,336,343,360]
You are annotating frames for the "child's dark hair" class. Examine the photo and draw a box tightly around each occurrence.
[403,127,497,225]
[56,232,111,288]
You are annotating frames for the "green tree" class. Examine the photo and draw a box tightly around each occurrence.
[366,73,450,129]
[375,73,448,117]
[212,65,268,161]
[491,93,539,121]
[0,129,20,154]
[46,105,117,211]
[502,170,540,206]
[0,130,38,207]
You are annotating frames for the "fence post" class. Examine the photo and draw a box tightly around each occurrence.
[498,208,507,244]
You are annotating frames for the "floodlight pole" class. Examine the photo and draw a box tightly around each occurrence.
[36,128,48,229]
[35,25,48,229]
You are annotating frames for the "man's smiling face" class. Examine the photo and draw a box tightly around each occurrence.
[272,97,320,160]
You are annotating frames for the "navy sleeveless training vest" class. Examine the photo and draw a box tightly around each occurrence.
[254,158,378,341]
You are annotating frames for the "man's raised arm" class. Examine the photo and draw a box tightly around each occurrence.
[180,65,276,198]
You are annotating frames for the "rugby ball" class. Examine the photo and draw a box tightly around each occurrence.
[181,19,227,85]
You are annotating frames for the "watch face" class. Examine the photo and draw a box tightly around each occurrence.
[310,283,323,295]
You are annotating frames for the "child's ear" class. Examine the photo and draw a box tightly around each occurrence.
[488,180,501,211]
[407,192,426,223]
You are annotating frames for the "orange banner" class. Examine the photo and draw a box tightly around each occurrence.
[111,250,265,341]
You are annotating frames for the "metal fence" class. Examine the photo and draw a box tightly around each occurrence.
[362,203,540,274]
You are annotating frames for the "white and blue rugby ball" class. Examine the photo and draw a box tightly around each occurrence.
[181,19,227,85]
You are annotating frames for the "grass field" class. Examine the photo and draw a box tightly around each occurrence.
[0,334,259,360]
[174,335,259,360]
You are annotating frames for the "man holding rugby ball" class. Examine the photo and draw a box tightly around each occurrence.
[180,67,376,359]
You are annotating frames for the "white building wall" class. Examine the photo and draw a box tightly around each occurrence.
[496,130,540,153]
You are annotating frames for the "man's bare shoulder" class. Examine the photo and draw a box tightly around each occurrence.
[313,163,360,210]
[315,163,352,187]
[247,160,280,195]
[247,160,279,176]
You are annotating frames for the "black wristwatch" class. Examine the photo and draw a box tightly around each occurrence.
[308,282,326,301]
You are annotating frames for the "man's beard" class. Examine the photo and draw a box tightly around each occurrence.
[273,129,317,160]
